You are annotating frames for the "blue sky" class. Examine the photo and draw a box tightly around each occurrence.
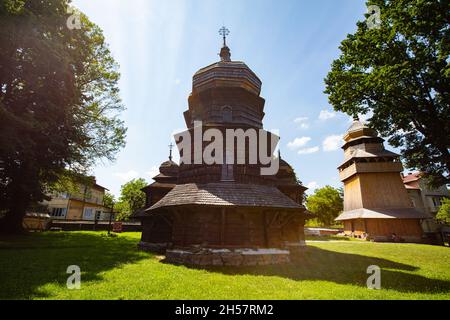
[72,0,372,197]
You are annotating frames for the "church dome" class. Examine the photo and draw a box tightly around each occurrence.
[276,156,298,185]
[192,39,262,96]
[344,119,379,143]
[159,160,179,176]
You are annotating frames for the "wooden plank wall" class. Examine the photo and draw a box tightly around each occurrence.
[141,215,172,243]
[342,218,423,239]
[343,175,363,211]
[366,219,423,237]
[359,172,412,208]
[167,207,304,248]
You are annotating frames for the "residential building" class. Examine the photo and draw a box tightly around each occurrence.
[43,178,111,221]
[403,172,450,232]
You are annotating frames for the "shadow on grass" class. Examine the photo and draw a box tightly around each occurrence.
[305,235,352,241]
[181,246,450,294]
[0,232,150,300]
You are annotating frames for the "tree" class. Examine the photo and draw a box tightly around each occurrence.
[306,186,343,226]
[436,198,450,225]
[115,178,147,221]
[114,201,131,222]
[103,191,116,210]
[0,0,126,232]
[324,0,450,188]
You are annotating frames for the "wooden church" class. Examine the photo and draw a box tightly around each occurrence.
[135,29,311,263]
[335,119,430,242]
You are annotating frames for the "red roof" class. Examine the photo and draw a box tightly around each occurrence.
[402,172,421,183]
[404,183,420,190]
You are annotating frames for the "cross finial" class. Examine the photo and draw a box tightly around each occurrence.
[168,142,174,161]
[219,26,230,47]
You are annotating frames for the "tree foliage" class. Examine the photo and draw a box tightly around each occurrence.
[306,186,344,226]
[115,178,147,221]
[324,0,450,188]
[436,198,450,225]
[0,0,126,232]
[103,191,115,210]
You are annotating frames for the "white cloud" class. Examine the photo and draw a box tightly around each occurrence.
[306,181,319,191]
[145,166,159,180]
[294,117,309,129]
[319,110,337,120]
[323,135,343,152]
[297,146,320,154]
[114,170,139,182]
[287,137,311,150]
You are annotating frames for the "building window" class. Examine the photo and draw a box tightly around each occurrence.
[83,208,94,220]
[222,106,232,122]
[51,208,67,218]
[58,192,69,199]
[432,197,442,207]
[82,187,93,202]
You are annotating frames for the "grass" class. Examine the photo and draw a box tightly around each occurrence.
[0,231,449,300]
[304,218,343,229]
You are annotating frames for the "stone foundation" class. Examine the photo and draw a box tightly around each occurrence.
[165,248,291,266]
[285,241,307,261]
[138,241,170,254]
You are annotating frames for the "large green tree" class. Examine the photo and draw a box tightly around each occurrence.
[325,0,449,187]
[116,178,147,221]
[436,198,450,225]
[103,191,116,210]
[306,186,344,226]
[0,0,126,232]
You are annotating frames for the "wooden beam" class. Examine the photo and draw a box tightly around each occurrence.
[148,220,155,232]
[268,211,279,228]
[220,208,226,246]
[160,214,172,227]
[263,211,269,247]
[174,208,186,247]
[280,213,296,228]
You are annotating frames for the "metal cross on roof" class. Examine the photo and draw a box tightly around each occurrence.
[168,142,174,161]
[219,26,230,47]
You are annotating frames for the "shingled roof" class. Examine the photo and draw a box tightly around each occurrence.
[402,172,421,183]
[145,182,306,212]
[335,207,431,221]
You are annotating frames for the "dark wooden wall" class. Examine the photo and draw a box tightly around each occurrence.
[166,207,304,248]
[141,215,172,244]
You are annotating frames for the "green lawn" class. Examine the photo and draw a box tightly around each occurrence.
[0,231,449,300]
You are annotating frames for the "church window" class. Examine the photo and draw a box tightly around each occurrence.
[222,106,232,122]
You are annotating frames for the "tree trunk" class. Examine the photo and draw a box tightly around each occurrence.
[0,208,27,234]
[0,194,29,234]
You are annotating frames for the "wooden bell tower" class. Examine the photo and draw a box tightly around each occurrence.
[335,119,429,242]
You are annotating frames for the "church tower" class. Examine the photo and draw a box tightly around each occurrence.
[335,119,429,242]
[180,26,268,184]
[136,28,311,264]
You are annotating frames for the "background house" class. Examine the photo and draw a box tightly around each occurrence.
[403,172,450,233]
[43,178,111,221]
